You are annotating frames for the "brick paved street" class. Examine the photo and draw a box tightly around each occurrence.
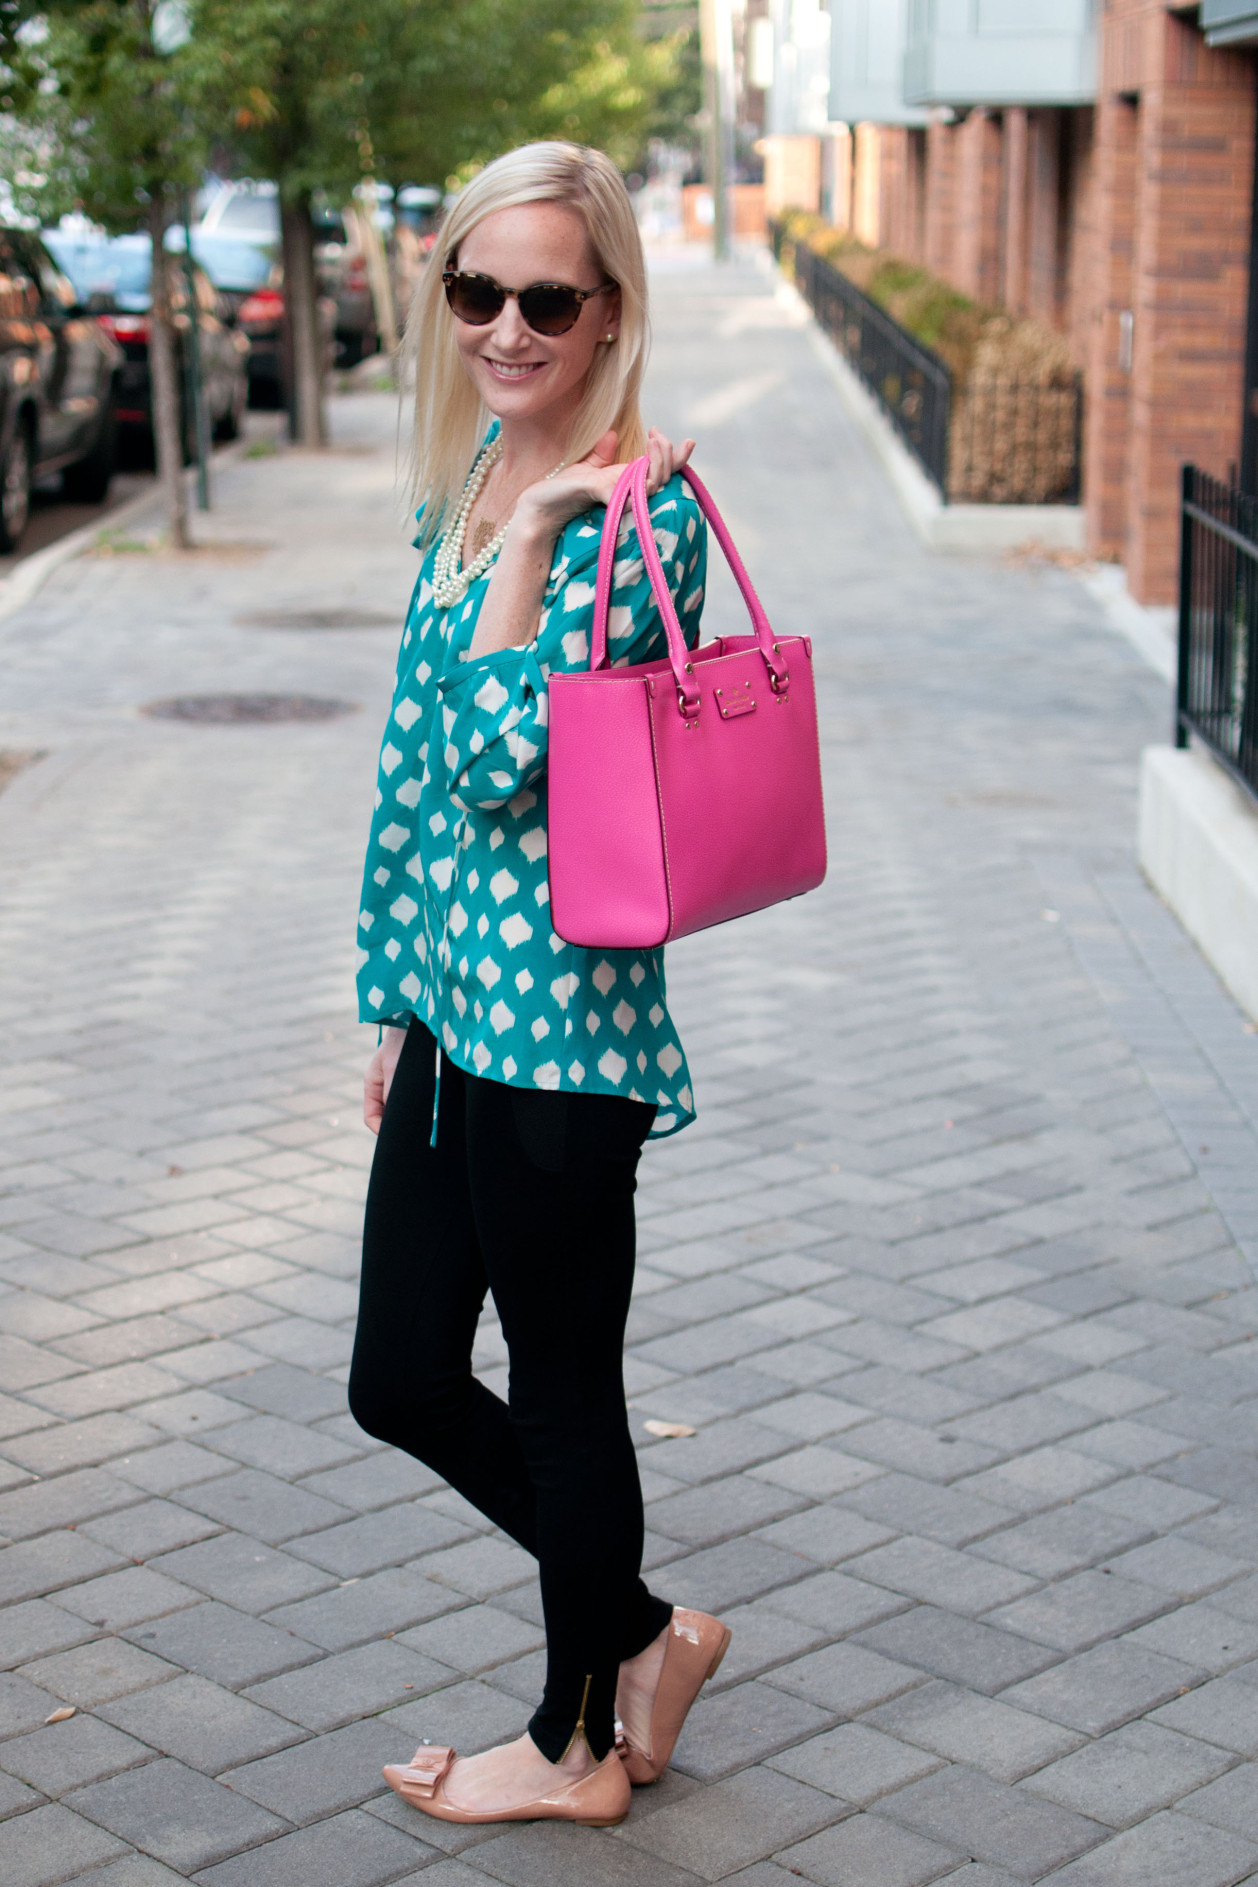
[3,250,1258,1886]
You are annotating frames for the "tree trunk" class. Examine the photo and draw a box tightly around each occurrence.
[280,198,325,447]
[147,199,189,547]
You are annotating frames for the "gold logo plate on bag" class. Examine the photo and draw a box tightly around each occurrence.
[715,680,756,720]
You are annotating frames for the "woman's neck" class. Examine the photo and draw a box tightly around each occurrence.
[493,404,577,485]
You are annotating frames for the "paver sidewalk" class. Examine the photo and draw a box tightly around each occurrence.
[3,250,1258,1887]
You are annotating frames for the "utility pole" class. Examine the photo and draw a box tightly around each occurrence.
[699,0,734,261]
[182,199,211,511]
[716,0,737,248]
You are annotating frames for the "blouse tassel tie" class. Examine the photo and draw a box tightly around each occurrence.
[429,810,470,1150]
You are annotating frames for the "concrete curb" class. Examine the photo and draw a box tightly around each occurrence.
[758,248,1085,554]
[1078,563,1177,683]
[0,739,105,831]
[1139,743,1258,1025]
[0,434,256,626]
[0,483,161,624]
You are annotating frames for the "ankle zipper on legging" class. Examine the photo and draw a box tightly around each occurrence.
[430,1041,441,1149]
[559,1673,594,1762]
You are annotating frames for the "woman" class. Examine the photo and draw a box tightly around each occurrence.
[348,142,727,1829]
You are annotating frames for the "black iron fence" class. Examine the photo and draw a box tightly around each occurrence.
[791,238,951,494]
[771,220,1083,507]
[1178,466,1258,806]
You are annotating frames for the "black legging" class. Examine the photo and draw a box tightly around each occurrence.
[348,1020,673,1761]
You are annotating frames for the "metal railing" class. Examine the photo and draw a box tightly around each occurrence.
[772,219,1084,507]
[791,238,952,494]
[1178,465,1258,806]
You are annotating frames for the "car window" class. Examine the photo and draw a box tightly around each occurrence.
[216,195,280,235]
[44,234,152,304]
[188,236,278,292]
[15,234,76,311]
[0,232,39,318]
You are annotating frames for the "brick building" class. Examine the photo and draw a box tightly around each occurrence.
[763,1,1258,604]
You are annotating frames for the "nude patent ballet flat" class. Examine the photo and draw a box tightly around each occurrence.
[616,1606,732,1785]
[382,1743,631,1827]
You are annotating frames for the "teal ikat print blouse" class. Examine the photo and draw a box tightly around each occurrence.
[356,458,708,1137]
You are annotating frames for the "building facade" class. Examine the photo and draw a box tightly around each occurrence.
[762,0,1258,605]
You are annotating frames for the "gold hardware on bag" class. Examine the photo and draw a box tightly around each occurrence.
[716,680,757,721]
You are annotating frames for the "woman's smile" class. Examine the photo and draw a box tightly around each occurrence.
[482,358,546,382]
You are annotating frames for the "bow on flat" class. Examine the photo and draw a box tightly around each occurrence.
[391,1747,456,1799]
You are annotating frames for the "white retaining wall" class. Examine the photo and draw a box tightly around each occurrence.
[1139,744,1258,1025]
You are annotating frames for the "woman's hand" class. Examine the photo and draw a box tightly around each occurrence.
[514,427,695,539]
[469,426,696,660]
[363,1026,406,1135]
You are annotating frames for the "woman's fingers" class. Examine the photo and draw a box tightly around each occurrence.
[380,1046,400,1113]
[581,429,619,470]
[645,428,668,496]
[363,1048,386,1134]
[567,462,627,509]
[644,428,696,494]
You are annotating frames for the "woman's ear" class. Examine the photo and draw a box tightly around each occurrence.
[603,287,622,344]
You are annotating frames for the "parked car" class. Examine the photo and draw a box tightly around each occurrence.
[43,229,249,455]
[187,253,335,411]
[179,233,287,407]
[185,231,279,326]
[0,224,122,550]
[311,201,377,365]
[234,277,286,407]
[197,181,377,366]
[395,184,442,245]
[231,279,338,408]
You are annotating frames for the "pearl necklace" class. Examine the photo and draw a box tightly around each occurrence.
[431,436,563,610]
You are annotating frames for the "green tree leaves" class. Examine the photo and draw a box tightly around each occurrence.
[1,0,203,230]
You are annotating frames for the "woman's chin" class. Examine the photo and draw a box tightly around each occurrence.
[482,391,552,424]
[474,370,575,427]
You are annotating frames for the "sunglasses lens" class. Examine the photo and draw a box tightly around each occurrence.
[445,274,502,325]
[518,285,584,335]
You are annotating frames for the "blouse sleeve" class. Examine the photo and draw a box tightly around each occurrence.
[436,478,706,813]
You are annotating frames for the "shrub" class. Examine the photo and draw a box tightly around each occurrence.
[779,210,1081,503]
[778,209,1072,391]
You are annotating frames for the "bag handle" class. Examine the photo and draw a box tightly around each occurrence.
[591,456,789,716]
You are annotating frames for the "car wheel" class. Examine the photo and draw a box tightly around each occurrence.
[248,375,283,411]
[0,423,32,553]
[215,373,246,442]
[62,398,117,505]
[181,396,196,466]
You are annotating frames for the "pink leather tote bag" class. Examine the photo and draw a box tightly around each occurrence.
[548,455,826,949]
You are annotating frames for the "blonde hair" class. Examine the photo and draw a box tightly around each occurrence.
[403,142,649,544]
